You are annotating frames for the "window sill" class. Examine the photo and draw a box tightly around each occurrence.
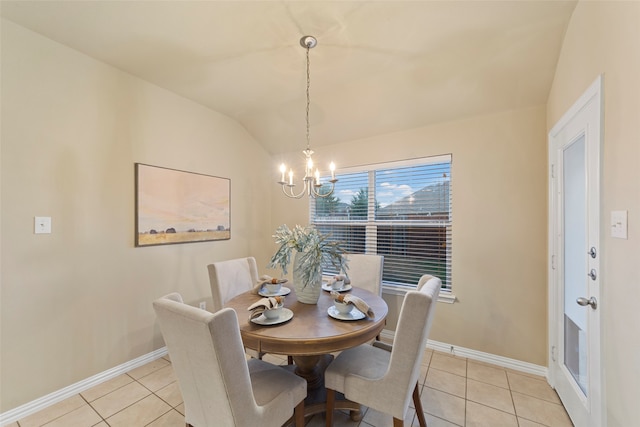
[382,284,456,304]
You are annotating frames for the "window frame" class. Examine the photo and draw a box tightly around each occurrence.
[310,155,455,303]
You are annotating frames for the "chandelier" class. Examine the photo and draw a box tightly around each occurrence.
[277,35,337,199]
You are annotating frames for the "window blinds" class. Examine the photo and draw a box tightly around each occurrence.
[311,155,452,291]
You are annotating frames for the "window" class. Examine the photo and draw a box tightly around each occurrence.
[311,155,452,292]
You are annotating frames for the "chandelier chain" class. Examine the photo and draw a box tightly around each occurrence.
[277,35,337,199]
[305,44,311,151]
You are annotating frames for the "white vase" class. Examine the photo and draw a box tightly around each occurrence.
[292,252,322,304]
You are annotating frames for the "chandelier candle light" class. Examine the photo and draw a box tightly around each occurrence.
[277,35,338,199]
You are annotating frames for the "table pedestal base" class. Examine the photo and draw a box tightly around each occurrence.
[286,355,362,421]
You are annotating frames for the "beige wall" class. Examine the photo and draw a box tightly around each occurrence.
[271,105,549,366]
[546,2,640,426]
[0,20,273,411]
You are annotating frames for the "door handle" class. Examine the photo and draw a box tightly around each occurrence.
[576,296,597,309]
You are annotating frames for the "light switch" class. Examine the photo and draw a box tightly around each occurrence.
[611,210,627,239]
[34,216,52,234]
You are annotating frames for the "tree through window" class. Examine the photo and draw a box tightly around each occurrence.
[311,155,452,291]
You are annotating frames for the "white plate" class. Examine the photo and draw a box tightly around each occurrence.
[258,286,292,297]
[321,283,352,293]
[251,308,294,326]
[327,305,365,321]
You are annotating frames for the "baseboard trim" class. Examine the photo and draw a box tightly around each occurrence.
[380,329,547,377]
[0,347,168,426]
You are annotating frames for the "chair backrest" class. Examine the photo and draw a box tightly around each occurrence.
[344,254,384,296]
[152,293,259,426]
[207,257,259,312]
[387,275,441,413]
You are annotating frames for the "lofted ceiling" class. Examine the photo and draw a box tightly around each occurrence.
[1,1,577,155]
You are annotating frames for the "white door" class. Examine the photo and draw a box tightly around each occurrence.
[548,76,604,426]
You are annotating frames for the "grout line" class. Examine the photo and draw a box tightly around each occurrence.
[18,352,571,427]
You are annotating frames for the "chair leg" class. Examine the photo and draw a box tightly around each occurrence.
[413,382,427,427]
[326,388,336,427]
[294,400,305,427]
[393,418,404,427]
[288,355,293,365]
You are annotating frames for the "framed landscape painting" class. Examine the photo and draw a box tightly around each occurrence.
[135,163,230,247]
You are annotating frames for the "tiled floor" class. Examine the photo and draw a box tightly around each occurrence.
[11,350,573,427]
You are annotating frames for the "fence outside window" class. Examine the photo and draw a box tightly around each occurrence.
[311,155,452,292]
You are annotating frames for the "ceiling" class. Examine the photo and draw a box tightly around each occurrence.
[1,1,577,155]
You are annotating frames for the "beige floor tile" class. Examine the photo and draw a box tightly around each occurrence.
[5,423,18,427]
[418,363,429,385]
[414,413,461,427]
[175,402,185,416]
[155,381,183,407]
[517,418,547,427]
[425,368,466,398]
[467,361,509,389]
[90,381,151,418]
[126,357,170,380]
[18,394,86,427]
[465,401,518,427]
[146,409,186,427]
[466,379,515,414]
[512,392,573,426]
[421,387,466,426]
[422,349,433,365]
[262,353,288,365]
[362,406,414,426]
[506,368,546,380]
[507,372,561,404]
[430,353,467,377]
[42,404,102,427]
[80,374,134,402]
[137,364,176,392]
[105,394,172,427]
[93,422,108,427]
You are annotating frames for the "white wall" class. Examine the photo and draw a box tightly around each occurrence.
[0,20,273,411]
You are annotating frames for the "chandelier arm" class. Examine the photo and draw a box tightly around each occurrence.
[281,183,308,199]
[310,181,336,198]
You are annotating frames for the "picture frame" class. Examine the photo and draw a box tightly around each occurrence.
[135,163,230,247]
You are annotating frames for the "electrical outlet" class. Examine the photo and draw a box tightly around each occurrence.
[199,301,206,310]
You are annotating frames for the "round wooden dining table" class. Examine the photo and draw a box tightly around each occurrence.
[224,284,388,417]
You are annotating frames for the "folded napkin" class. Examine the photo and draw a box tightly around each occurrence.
[327,274,351,286]
[330,291,374,318]
[251,275,289,294]
[247,296,285,319]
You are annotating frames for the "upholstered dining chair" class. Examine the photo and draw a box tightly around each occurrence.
[153,293,306,427]
[207,256,259,312]
[343,254,384,296]
[324,275,441,427]
[208,256,294,364]
[208,257,295,364]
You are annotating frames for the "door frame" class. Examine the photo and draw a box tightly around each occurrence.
[547,75,605,426]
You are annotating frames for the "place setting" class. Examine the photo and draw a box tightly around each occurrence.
[322,274,352,293]
[327,291,375,321]
[247,295,293,326]
[252,274,292,297]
